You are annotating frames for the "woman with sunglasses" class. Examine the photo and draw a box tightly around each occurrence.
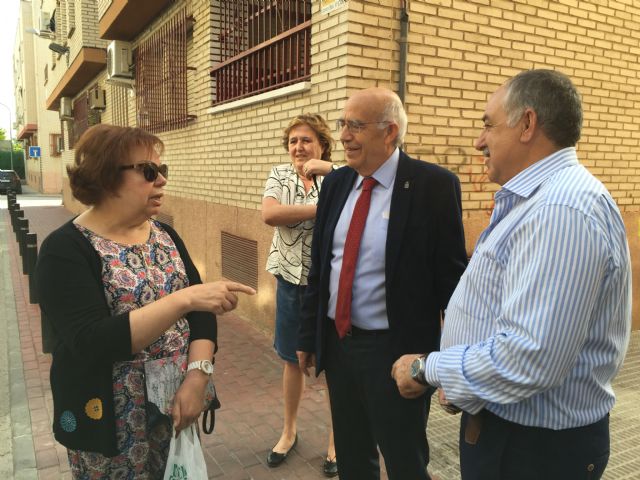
[36,124,255,478]
[262,113,338,477]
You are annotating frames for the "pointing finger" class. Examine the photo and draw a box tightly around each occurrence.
[223,281,256,295]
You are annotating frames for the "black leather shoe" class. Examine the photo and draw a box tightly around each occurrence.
[266,435,298,467]
[323,456,338,477]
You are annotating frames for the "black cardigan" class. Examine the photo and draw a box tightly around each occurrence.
[35,219,216,456]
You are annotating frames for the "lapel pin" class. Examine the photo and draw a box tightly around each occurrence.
[404,181,409,189]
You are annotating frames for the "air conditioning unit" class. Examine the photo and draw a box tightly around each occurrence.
[60,97,73,120]
[89,88,106,110]
[40,12,52,34]
[107,40,133,80]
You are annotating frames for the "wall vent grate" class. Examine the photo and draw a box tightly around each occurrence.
[221,231,258,291]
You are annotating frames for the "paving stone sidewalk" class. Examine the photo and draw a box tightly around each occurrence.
[1,194,639,479]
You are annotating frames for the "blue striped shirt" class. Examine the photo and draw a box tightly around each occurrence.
[424,147,632,429]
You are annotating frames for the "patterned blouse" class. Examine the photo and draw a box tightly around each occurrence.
[263,164,323,286]
[67,220,190,479]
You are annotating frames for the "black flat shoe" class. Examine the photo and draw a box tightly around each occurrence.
[323,456,338,477]
[266,435,298,467]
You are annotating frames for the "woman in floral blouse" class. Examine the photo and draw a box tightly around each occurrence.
[262,114,338,477]
[36,124,254,479]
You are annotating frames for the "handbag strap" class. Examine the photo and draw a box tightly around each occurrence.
[202,408,215,434]
[201,395,221,434]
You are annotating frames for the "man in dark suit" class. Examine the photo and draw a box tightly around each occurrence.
[297,87,467,480]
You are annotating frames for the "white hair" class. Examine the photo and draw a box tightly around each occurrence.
[380,93,407,147]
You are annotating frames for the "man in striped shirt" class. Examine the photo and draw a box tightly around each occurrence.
[392,69,632,480]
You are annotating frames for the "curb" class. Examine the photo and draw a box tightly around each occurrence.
[1,212,37,479]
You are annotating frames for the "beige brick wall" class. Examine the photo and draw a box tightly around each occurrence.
[64,0,352,329]
[336,0,640,328]
[336,0,640,219]
[61,0,640,330]
[97,0,111,21]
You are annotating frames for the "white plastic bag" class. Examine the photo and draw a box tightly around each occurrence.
[163,424,208,480]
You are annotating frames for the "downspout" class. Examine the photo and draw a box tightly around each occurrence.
[398,1,409,105]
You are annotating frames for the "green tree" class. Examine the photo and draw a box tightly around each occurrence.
[0,128,6,141]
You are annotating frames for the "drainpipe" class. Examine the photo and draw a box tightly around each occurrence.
[398,1,409,105]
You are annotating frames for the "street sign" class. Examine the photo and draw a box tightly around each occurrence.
[29,146,41,158]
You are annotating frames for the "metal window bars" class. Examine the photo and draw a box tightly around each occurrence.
[210,0,312,105]
[135,5,195,133]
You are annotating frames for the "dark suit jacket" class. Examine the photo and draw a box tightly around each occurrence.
[298,150,468,374]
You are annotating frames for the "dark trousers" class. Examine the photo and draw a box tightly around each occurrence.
[324,323,431,480]
[460,409,610,480]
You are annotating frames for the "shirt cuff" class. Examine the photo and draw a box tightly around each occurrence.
[429,344,487,415]
[424,352,442,388]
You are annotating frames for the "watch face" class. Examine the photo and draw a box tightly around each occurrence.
[410,358,421,379]
[202,360,214,375]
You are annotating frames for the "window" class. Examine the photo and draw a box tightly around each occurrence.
[49,134,63,157]
[210,0,312,105]
[135,5,195,133]
[59,120,65,153]
[68,91,101,149]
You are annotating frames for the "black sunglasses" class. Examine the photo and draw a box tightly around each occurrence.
[120,162,168,182]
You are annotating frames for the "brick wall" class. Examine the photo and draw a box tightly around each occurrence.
[340,0,640,219]
[60,0,640,330]
[97,0,111,21]
[111,1,352,209]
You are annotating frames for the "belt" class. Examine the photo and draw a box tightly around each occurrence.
[328,318,390,336]
[345,325,389,336]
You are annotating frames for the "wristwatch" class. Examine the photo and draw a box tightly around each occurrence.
[187,359,214,376]
[410,355,428,385]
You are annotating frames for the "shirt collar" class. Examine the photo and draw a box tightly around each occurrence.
[355,148,399,190]
[499,147,579,200]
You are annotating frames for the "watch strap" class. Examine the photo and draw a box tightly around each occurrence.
[187,360,213,375]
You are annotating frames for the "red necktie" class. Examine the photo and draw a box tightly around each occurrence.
[335,177,377,338]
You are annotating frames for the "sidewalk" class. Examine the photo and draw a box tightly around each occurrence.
[1,190,639,479]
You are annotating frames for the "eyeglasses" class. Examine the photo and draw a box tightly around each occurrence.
[120,162,168,182]
[336,119,391,134]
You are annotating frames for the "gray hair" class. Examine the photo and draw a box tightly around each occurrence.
[503,69,582,148]
[380,92,408,148]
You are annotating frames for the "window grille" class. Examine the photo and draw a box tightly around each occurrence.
[69,93,87,149]
[135,5,195,134]
[210,0,312,105]
[69,91,101,148]
[110,84,130,127]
